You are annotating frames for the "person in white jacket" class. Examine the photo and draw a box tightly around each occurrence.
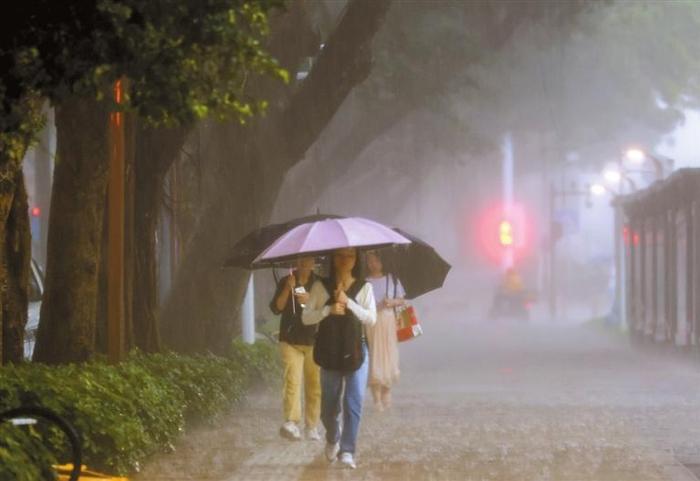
[300,248,376,469]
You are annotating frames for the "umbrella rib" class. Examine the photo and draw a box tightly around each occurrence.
[336,219,352,248]
[301,221,322,254]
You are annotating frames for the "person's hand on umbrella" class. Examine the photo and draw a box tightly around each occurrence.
[335,288,349,305]
[330,303,346,315]
[285,275,296,290]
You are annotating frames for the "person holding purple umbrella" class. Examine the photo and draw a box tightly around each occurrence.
[300,248,377,469]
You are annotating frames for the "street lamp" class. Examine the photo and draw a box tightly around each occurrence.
[590,183,607,196]
[624,147,673,181]
[603,169,622,185]
[600,167,637,194]
[625,148,646,164]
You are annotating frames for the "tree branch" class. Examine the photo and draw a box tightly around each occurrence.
[280,0,392,166]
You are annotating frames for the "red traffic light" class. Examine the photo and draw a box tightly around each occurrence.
[499,220,514,246]
[473,201,534,265]
[31,207,41,217]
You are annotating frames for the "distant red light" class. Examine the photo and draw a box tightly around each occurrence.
[31,207,41,217]
[473,201,534,265]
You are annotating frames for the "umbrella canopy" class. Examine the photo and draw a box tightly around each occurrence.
[382,228,451,299]
[224,214,343,269]
[253,217,411,266]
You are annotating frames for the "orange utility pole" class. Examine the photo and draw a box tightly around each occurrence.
[108,79,125,363]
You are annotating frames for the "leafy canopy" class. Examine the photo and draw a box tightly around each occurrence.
[1,0,288,138]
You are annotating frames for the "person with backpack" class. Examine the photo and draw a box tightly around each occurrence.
[300,248,377,469]
[269,256,322,442]
[365,251,406,411]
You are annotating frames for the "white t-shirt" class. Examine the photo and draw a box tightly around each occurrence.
[367,274,405,307]
[302,279,377,326]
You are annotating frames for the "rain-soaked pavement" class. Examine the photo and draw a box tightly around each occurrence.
[135,316,700,481]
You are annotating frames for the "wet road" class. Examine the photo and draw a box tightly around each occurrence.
[136,318,700,480]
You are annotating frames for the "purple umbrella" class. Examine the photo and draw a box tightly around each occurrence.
[253,217,411,266]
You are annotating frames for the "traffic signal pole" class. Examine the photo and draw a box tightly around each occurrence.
[502,134,514,270]
[549,183,556,320]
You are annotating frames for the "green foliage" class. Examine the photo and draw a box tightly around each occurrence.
[228,339,281,386]
[99,0,289,126]
[0,342,279,476]
[358,0,700,166]
[0,361,184,473]
[130,351,247,422]
[0,94,43,182]
[0,423,57,481]
[1,0,287,152]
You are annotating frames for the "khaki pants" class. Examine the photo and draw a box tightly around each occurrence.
[280,342,321,428]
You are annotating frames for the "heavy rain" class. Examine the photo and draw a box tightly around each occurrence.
[2,1,700,480]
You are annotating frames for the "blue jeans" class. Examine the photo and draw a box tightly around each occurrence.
[320,343,369,455]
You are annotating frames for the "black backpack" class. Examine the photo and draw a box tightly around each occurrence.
[313,278,367,372]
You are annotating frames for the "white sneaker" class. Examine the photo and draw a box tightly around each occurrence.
[325,442,340,462]
[339,452,356,469]
[305,426,322,441]
[279,421,301,441]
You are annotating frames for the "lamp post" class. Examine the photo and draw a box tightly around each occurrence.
[548,181,592,320]
[108,79,126,364]
[592,166,637,329]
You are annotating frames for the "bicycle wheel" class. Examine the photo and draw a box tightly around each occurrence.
[0,406,82,481]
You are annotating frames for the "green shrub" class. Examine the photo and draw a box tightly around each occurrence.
[130,352,247,422]
[0,342,279,477]
[0,361,183,473]
[0,424,57,481]
[228,339,281,386]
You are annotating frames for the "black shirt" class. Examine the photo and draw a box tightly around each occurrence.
[270,272,318,346]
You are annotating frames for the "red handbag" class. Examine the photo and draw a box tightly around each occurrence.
[395,305,423,342]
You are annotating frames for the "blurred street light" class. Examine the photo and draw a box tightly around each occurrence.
[623,147,673,180]
[590,183,607,196]
[598,168,636,195]
[603,169,622,185]
[625,148,646,164]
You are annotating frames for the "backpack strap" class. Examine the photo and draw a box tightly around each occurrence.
[321,278,335,306]
[345,279,367,300]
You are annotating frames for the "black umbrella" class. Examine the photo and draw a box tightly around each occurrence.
[223,213,343,269]
[382,228,451,300]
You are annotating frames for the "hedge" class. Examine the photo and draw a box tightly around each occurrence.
[0,340,280,478]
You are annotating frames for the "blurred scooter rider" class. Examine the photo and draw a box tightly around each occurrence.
[503,268,524,296]
[490,268,526,318]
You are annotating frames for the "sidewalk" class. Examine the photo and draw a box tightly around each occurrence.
[136,322,700,481]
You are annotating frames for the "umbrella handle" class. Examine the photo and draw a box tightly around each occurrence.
[290,268,296,314]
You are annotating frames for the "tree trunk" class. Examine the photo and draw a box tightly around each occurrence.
[160,0,392,354]
[133,163,161,352]
[95,190,110,355]
[132,125,187,353]
[124,112,136,351]
[0,171,31,364]
[34,95,110,364]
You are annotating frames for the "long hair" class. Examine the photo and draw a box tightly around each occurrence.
[366,249,396,278]
[327,249,364,284]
